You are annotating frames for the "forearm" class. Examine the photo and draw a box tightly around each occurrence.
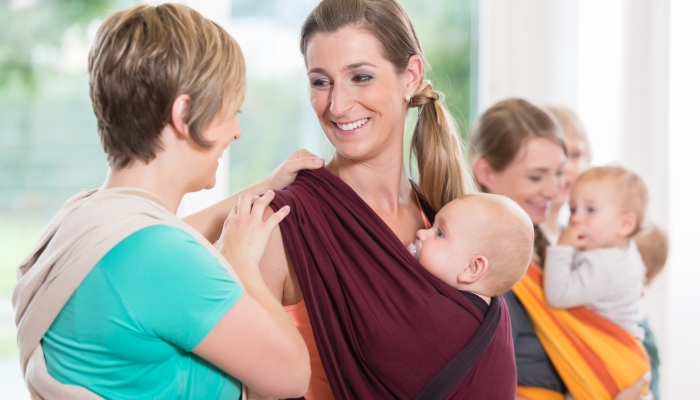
[229,259,306,353]
[543,245,592,308]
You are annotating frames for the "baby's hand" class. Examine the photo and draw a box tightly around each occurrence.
[558,226,586,249]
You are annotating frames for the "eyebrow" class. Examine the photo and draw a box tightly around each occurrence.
[526,168,551,173]
[307,62,377,75]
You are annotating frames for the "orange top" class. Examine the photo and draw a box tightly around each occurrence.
[284,192,430,400]
[284,301,334,400]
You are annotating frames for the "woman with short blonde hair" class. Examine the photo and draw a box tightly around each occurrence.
[14,4,317,399]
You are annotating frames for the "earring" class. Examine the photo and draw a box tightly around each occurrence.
[405,95,410,103]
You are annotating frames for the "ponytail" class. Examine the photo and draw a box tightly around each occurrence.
[409,80,477,211]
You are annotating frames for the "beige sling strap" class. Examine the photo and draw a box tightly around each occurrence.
[12,188,244,399]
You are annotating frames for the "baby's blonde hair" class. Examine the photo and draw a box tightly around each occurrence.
[459,194,534,296]
[574,166,649,236]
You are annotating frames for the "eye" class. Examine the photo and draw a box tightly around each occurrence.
[311,78,331,88]
[555,168,564,177]
[352,74,373,83]
[570,207,576,214]
[570,151,581,160]
[587,207,595,213]
[528,175,542,182]
[437,229,444,238]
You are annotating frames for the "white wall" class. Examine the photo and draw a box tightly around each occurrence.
[665,0,700,397]
[479,0,700,397]
[478,0,578,111]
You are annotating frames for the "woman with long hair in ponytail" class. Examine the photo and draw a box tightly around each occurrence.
[250,0,518,398]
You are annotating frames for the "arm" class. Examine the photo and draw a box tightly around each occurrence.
[194,191,310,398]
[543,245,607,309]
[516,376,651,400]
[184,149,324,243]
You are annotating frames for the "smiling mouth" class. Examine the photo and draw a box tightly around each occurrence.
[334,118,369,131]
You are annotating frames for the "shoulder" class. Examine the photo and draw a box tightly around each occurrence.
[101,224,235,287]
[105,225,208,263]
[577,245,636,267]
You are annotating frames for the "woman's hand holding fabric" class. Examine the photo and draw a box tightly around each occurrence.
[219,190,290,268]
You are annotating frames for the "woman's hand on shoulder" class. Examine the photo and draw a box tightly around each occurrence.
[265,148,324,191]
[218,190,289,269]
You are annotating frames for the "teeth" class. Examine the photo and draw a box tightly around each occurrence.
[336,118,368,131]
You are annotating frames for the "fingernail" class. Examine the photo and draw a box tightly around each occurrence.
[285,205,290,210]
[314,158,324,165]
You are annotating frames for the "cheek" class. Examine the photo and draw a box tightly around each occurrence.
[506,178,539,206]
[309,92,328,118]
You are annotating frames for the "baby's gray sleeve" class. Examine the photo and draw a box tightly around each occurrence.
[543,245,606,308]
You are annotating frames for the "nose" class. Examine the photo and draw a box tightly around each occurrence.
[569,208,582,225]
[542,175,560,199]
[330,85,353,117]
[231,118,242,142]
[416,229,428,241]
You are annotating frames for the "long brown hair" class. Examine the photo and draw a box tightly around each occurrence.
[300,0,476,211]
[468,98,566,264]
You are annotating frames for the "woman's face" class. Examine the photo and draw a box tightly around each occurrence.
[554,136,590,205]
[479,138,566,225]
[195,97,243,191]
[305,27,415,162]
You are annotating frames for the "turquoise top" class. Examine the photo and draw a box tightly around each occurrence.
[43,225,244,400]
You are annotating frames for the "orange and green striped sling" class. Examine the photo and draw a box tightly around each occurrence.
[512,262,650,400]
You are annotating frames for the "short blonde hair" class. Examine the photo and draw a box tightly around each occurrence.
[89,3,245,169]
[575,166,649,236]
[545,105,591,163]
[459,194,534,296]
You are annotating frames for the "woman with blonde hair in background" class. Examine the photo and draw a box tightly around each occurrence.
[13,4,316,399]
[469,98,651,400]
[540,106,591,244]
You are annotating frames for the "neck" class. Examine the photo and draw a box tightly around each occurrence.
[101,159,188,214]
[610,236,631,249]
[327,148,414,216]
[455,283,492,305]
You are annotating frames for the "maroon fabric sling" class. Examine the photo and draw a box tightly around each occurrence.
[270,168,516,399]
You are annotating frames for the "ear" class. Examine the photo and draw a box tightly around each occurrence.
[403,55,424,97]
[618,211,638,237]
[473,157,494,192]
[457,254,490,285]
[171,94,191,139]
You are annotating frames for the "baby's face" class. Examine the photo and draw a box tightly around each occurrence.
[408,200,478,286]
[568,179,631,250]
